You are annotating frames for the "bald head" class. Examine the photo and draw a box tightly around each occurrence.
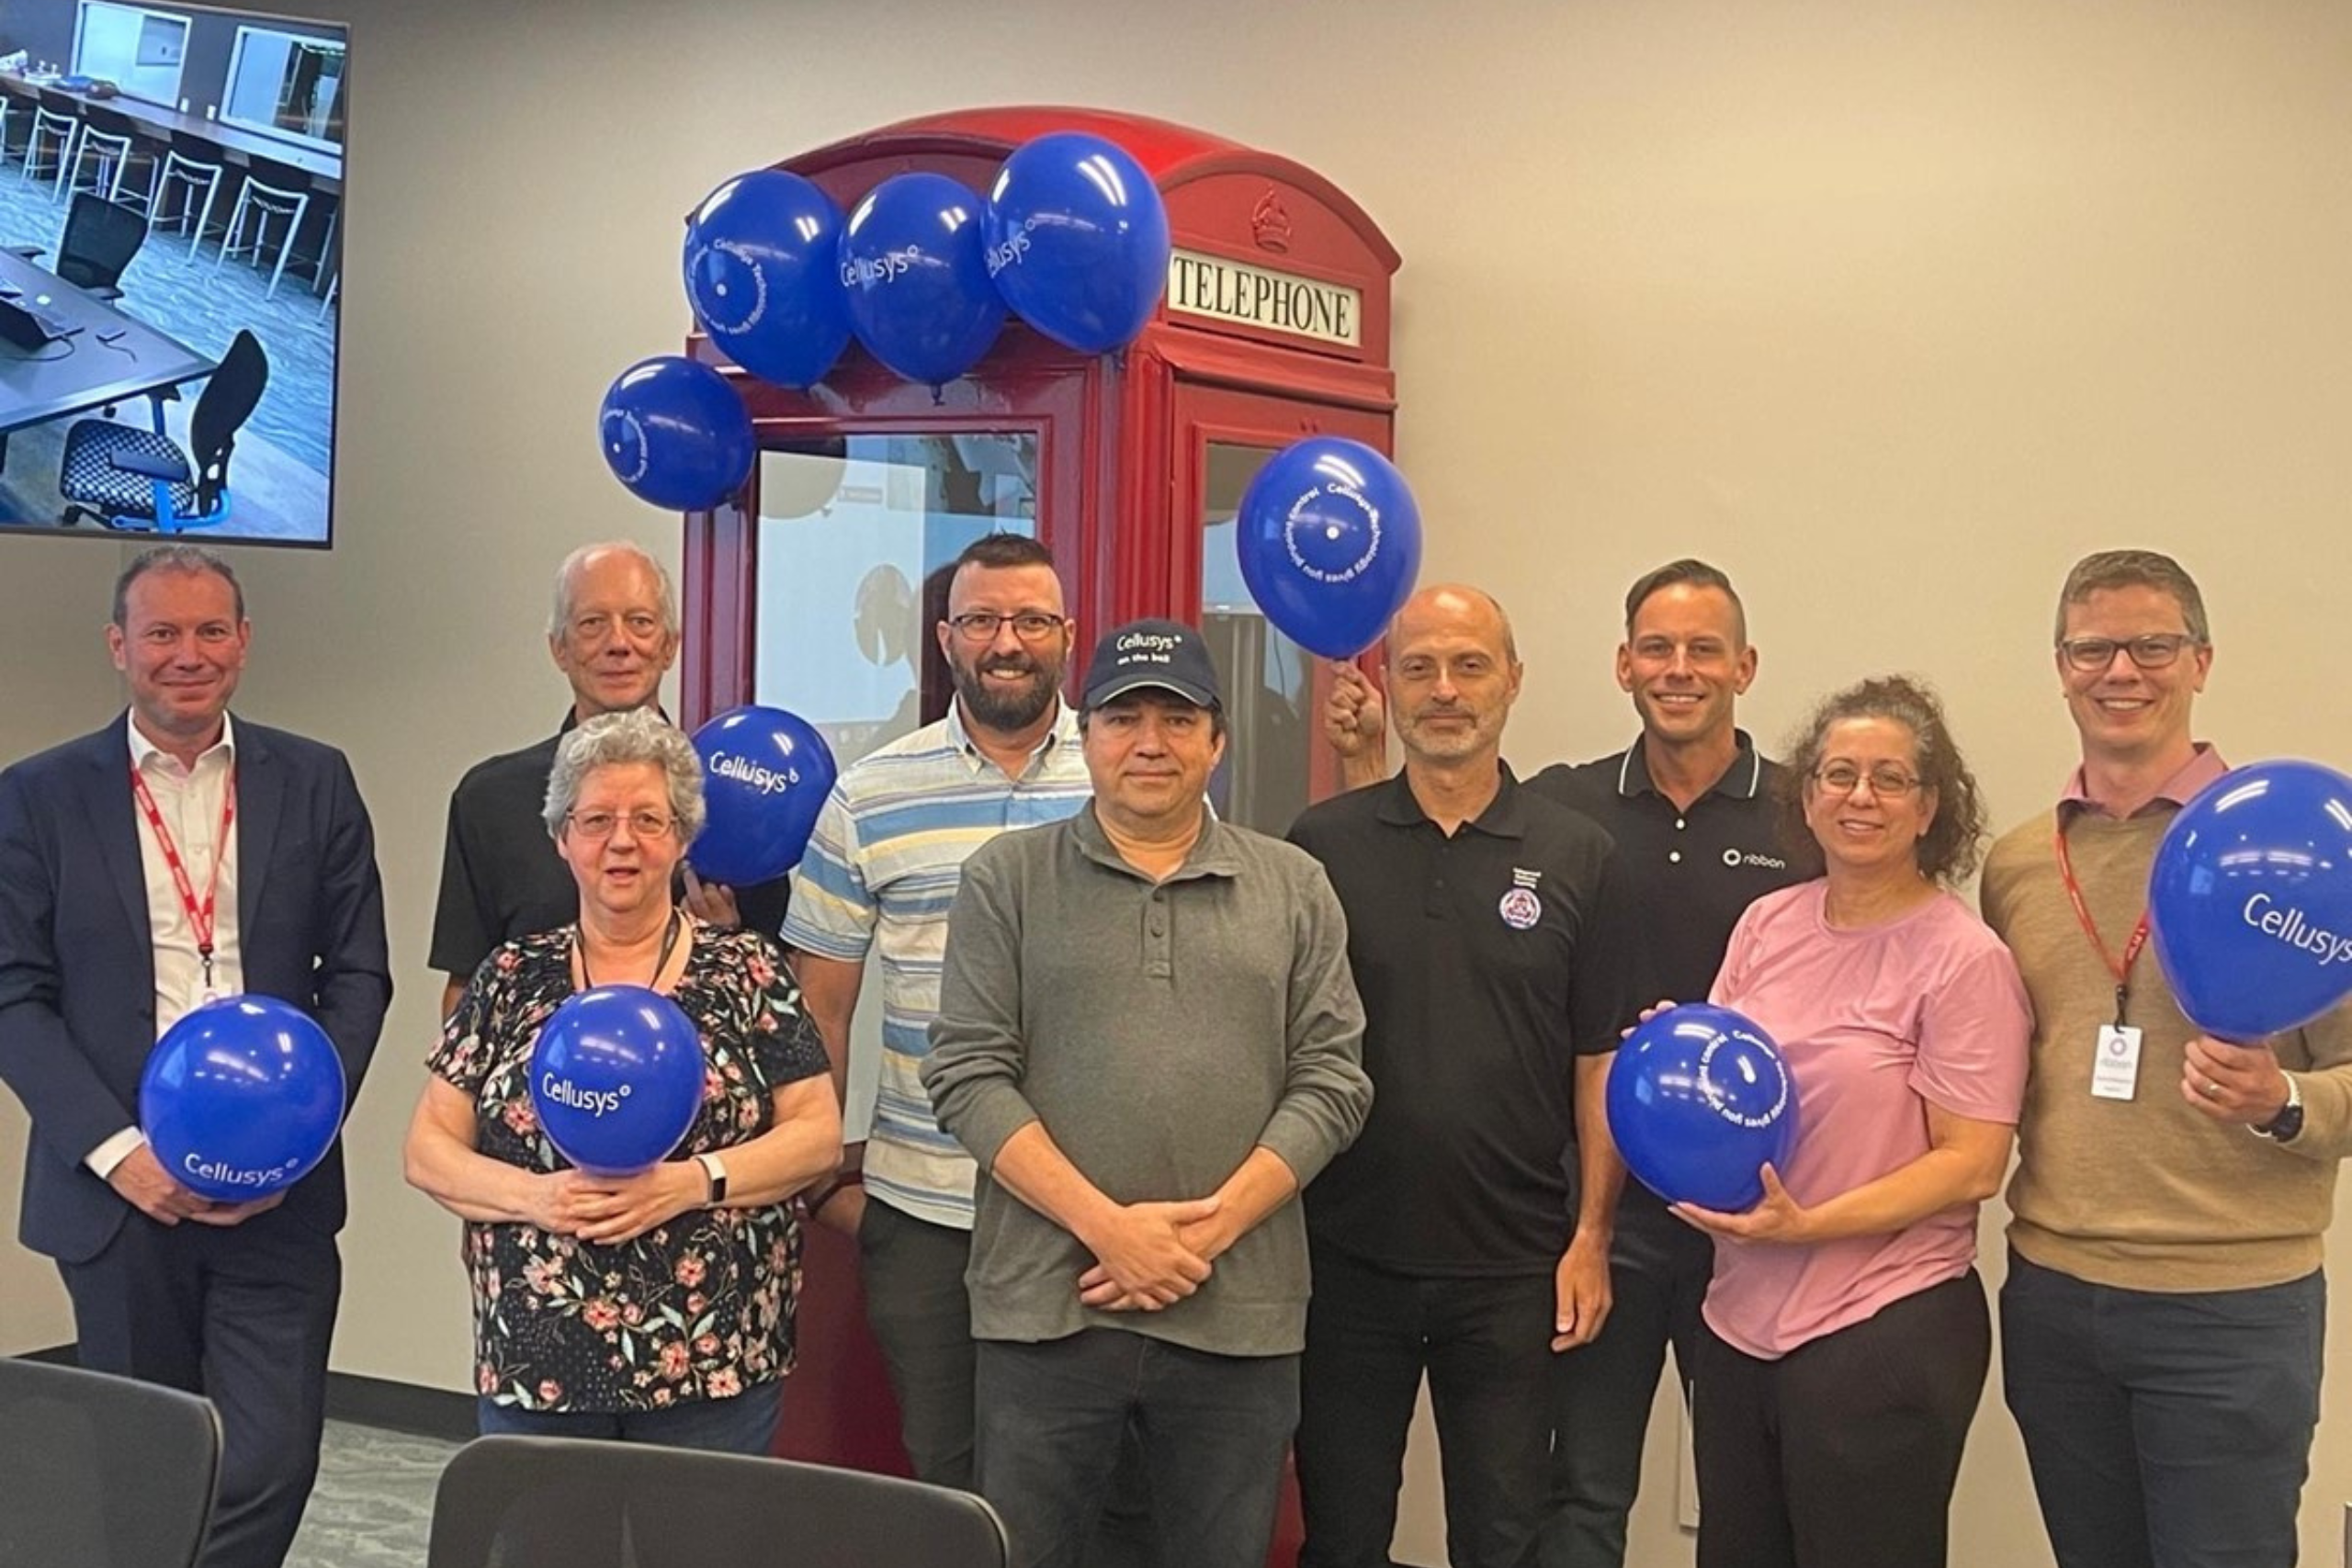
[1383,584,1524,769]
[1386,584,1520,669]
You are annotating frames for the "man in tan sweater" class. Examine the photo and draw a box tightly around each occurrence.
[1981,549,2352,1568]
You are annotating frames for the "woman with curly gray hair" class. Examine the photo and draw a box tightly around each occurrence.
[1671,675,2032,1568]
[404,709,839,1453]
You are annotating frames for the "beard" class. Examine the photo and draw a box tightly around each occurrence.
[953,651,1062,732]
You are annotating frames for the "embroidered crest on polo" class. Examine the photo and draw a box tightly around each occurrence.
[1499,868,1544,930]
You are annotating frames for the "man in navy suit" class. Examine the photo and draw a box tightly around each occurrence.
[0,545,390,1568]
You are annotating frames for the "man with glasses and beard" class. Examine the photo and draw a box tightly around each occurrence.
[786,533,1097,1493]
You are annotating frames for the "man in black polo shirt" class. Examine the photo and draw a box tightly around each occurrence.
[1291,584,1640,1568]
[1329,558,1816,1568]
[429,541,786,1017]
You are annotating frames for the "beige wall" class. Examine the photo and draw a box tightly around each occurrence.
[3,1,2347,1562]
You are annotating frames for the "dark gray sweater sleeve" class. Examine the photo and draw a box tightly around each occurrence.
[922,840,1041,1169]
[1256,859,1372,1185]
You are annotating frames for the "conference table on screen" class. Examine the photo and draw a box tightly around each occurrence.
[0,248,216,466]
[0,73,344,193]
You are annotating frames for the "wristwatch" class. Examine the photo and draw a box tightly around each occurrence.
[2251,1075,2304,1144]
[695,1152,729,1203]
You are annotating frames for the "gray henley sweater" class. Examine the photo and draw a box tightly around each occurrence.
[923,803,1371,1357]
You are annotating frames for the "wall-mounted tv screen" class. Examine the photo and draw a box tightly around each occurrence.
[0,0,343,547]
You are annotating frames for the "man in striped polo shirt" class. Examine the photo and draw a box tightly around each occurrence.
[785,531,1093,1492]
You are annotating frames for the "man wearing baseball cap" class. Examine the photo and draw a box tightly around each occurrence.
[925,618,1373,1568]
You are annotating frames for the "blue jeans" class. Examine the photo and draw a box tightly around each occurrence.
[475,1377,783,1456]
[975,1329,1297,1568]
[2000,1252,2324,1568]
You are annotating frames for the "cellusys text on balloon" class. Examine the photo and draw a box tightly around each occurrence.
[2242,894,2352,967]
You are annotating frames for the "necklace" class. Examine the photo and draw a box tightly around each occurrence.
[578,907,684,990]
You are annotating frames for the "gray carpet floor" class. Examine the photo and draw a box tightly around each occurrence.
[288,1419,458,1568]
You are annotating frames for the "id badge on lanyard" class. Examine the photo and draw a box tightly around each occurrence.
[2055,820,2149,1102]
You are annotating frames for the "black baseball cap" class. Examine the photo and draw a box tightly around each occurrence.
[1080,619,1223,712]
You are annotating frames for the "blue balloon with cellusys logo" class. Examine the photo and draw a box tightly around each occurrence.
[984,131,1170,355]
[838,172,1006,386]
[688,705,840,886]
[1235,436,1423,659]
[529,986,706,1177]
[1606,1003,1799,1213]
[140,995,347,1202]
[597,355,753,512]
[683,169,852,389]
[2149,758,2352,1040]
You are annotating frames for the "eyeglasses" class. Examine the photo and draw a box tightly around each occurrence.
[946,612,1066,643]
[1812,762,1925,798]
[2058,634,2202,672]
[565,809,675,840]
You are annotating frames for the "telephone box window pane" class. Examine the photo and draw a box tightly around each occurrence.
[1200,441,1312,834]
[752,434,1039,769]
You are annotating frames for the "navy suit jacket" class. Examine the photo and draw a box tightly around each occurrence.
[0,715,392,1264]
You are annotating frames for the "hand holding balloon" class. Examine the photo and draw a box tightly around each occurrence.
[2180,1034,2292,1127]
[1671,1164,1813,1244]
[1322,661,1386,763]
[558,1162,708,1246]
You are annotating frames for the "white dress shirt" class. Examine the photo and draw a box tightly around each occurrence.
[85,712,243,1177]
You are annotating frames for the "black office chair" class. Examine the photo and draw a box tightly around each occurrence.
[7,191,149,300]
[59,328,268,533]
[426,1434,1011,1568]
[0,1356,223,1568]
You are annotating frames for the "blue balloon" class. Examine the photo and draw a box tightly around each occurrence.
[684,169,852,389]
[140,995,347,1202]
[688,705,840,886]
[2150,758,2352,1040]
[1234,437,1423,659]
[1605,1003,1799,1213]
[597,355,754,513]
[529,986,706,1177]
[984,131,1170,355]
[838,173,1006,385]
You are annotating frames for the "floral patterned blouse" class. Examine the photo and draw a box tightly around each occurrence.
[429,924,830,1414]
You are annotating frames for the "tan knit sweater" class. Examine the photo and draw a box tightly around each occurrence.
[1982,806,2352,1292]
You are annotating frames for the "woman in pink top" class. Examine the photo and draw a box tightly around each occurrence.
[1672,675,2031,1568]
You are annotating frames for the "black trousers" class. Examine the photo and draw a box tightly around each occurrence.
[1692,1270,1989,1568]
[60,1206,340,1568]
[1543,1202,1711,1568]
[1296,1240,1556,1568]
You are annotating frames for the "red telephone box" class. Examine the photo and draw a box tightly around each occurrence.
[677,105,1400,1544]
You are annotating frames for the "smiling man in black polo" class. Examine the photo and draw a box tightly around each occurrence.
[1291,583,1641,1568]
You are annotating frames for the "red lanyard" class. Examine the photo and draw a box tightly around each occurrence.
[2052,818,2146,1028]
[130,761,237,990]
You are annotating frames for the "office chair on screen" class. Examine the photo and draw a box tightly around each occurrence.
[0,1357,223,1568]
[58,328,268,533]
[5,192,149,300]
[426,1435,1011,1568]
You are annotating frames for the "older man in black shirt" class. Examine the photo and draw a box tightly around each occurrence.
[429,542,784,1017]
[1293,584,1640,1568]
